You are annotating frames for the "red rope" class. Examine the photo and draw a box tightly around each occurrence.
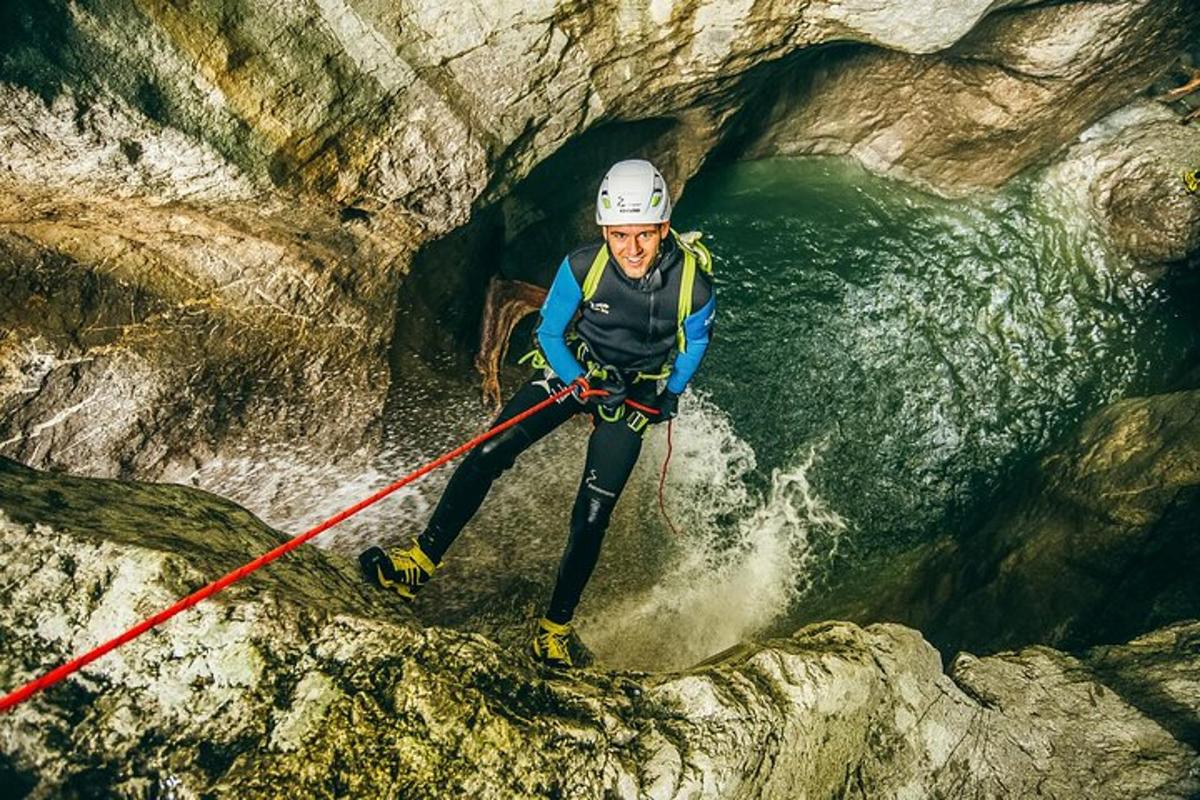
[657,420,681,537]
[0,384,589,713]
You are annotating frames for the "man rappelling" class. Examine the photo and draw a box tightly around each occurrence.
[359,159,717,668]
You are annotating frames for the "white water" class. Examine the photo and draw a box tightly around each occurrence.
[580,393,848,671]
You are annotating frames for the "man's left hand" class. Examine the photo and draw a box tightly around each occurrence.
[650,389,678,423]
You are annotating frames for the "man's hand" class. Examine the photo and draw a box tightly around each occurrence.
[649,389,678,423]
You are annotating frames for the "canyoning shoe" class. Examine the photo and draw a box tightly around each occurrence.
[359,542,437,602]
[531,617,574,669]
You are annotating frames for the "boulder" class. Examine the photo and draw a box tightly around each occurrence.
[1040,100,1200,267]
[846,389,1200,660]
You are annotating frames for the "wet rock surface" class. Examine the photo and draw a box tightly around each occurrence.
[1041,100,1200,267]
[0,188,408,481]
[745,0,1197,195]
[815,388,1200,662]
[1,456,1198,799]
[2,4,1200,795]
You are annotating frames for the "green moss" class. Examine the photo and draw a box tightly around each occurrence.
[0,457,394,620]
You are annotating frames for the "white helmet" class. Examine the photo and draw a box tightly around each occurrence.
[595,159,671,225]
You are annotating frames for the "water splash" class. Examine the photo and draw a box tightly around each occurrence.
[677,157,1191,552]
[162,391,498,554]
[581,394,847,671]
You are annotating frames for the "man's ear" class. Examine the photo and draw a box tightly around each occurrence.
[659,221,670,237]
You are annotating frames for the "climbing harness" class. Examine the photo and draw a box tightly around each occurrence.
[519,335,670,390]
[518,343,664,424]
[0,381,674,713]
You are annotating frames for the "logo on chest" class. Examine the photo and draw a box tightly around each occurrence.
[587,300,611,314]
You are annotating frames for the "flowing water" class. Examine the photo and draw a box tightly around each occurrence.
[208,156,1195,672]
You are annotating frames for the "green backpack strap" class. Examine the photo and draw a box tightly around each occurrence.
[676,249,695,353]
[672,229,711,353]
[674,229,713,274]
[582,245,609,301]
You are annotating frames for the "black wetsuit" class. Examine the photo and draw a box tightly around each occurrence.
[417,234,715,624]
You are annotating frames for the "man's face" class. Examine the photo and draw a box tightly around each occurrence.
[603,222,670,279]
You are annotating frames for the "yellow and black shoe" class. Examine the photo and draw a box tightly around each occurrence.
[359,542,437,603]
[530,617,574,669]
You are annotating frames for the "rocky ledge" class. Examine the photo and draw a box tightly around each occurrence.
[1,456,1197,799]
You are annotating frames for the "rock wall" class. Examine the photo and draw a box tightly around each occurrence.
[1,457,1197,799]
[3,0,1195,483]
[742,0,1197,197]
[810,388,1200,661]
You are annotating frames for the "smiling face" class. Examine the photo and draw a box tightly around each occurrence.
[603,222,671,279]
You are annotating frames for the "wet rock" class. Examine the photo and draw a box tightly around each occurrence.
[861,389,1200,659]
[1040,100,1200,267]
[0,188,410,482]
[1085,621,1200,750]
[745,0,1196,195]
[0,0,1050,218]
[1,457,1198,799]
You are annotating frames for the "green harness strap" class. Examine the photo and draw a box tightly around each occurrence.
[582,245,608,301]
[672,230,712,354]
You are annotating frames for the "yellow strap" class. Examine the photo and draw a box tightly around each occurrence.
[598,404,625,423]
[677,248,695,353]
[582,245,608,301]
[407,542,438,574]
[673,229,713,274]
[517,348,548,371]
[633,367,670,383]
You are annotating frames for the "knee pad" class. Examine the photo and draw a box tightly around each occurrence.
[571,492,616,535]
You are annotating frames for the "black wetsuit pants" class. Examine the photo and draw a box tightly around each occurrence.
[416,373,657,625]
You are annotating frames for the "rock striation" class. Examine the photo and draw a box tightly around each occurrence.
[1,456,1198,799]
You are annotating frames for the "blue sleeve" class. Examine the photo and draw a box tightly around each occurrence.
[666,293,715,394]
[535,258,586,383]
